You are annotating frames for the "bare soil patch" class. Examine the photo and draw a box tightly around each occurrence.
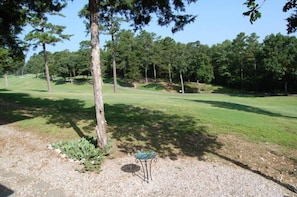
[207,134,297,192]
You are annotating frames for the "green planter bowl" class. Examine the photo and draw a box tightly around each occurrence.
[134,150,156,160]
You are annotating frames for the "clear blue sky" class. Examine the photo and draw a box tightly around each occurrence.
[24,0,296,60]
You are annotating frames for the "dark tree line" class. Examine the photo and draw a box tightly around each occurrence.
[25,31,297,93]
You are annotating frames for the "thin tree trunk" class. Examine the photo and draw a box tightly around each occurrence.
[168,64,172,84]
[90,0,108,149]
[112,47,118,93]
[112,51,117,93]
[180,71,184,94]
[42,42,52,92]
[254,60,257,92]
[69,67,72,83]
[4,71,8,88]
[111,14,117,93]
[239,55,243,91]
[145,65,148,84]
[153,63,157,81]
[70,69,74,83]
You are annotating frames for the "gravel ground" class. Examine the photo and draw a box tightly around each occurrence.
[0,124,295,197]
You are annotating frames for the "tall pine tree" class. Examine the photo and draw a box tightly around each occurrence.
[25,1,72,92]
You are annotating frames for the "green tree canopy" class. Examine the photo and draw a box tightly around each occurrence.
[261,33,297,92]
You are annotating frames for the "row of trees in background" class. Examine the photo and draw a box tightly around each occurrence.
[25,31,297,93]
[211,32,297,93]
[26,41,91,81]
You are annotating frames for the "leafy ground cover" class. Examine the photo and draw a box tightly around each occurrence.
[1,75,297,190]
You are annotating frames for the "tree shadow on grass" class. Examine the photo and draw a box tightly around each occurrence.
[105,104,222,160]
[0,91,95,138]
[189,99,297,119]
[0,90,222,160]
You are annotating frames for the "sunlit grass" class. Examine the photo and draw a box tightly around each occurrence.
[1,74,297,153]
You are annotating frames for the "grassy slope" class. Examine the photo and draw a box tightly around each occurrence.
[1,75,297,153]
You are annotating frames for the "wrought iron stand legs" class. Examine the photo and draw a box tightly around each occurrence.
[136,158,156,183]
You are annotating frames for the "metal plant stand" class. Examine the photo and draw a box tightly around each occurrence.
[134,150,157,183]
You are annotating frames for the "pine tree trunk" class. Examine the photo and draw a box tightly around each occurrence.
[112,52,117,93]
[180,71,184,94]
[168,64,172,84]
[90,0,108,149]
[254,60,257,92]
[145,65,148,84]
[111,19,117,93]
[42,42,52,92]
[240,63,243,90]
[69,68,72,83]
[153,63,157,82]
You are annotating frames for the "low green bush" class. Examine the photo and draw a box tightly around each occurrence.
[51,137,112,173]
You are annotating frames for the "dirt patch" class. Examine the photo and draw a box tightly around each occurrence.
[205,134,297,191]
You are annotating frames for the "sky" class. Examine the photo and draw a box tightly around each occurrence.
[23,0,296,61]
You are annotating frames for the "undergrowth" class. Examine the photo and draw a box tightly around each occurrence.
[51,136,112,173]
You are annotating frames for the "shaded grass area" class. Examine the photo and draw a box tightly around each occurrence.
[105,104,221,159]
[0,91,95,139]
[0,90,221,159]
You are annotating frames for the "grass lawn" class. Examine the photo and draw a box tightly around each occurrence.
[2,74,297,188]
[1,75,296,152]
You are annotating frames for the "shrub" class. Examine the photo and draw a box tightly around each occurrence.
[51,137,112,173]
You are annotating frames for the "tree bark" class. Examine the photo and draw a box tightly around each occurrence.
[153,63,157,81]
[112,50,117,93]
[180,71,184,94]
[145,65,148,84]
[111,14,117,93]
[112,44,118,93]
[168,64,172,84]
[42,42,52,92]
[239,55,244,90]
[254,60,257,92]
[90,0,108,149]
